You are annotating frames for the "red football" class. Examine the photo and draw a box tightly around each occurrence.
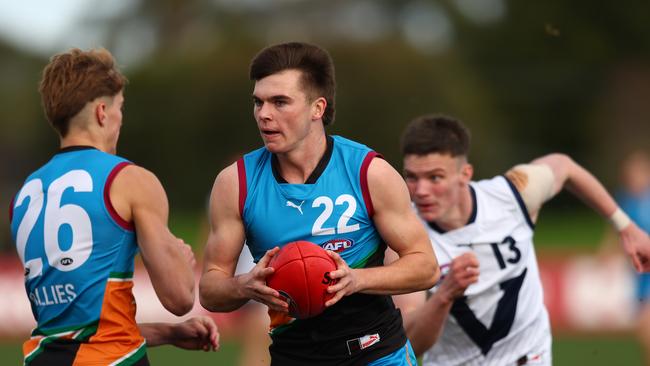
[267,241,338,319]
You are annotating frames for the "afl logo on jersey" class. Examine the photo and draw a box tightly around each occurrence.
[320,239,354,252]
[60,257,74,266]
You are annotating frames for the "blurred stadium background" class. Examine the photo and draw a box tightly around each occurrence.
[1,0,649,364]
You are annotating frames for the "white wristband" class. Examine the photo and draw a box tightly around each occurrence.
[609,208,631,231]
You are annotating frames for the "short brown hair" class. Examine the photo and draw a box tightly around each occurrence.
[39,48,127,137]
[249,42,336,125]
[401,115,471,157]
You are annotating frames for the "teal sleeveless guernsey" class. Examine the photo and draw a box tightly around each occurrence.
[10,146,146,365]
[238,135,407,366]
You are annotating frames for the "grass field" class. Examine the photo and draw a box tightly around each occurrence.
[0,336,643,365]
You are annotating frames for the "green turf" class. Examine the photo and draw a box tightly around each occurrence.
[552,335,644,365]
[0,336,644,365]
[0,340,240,365]
[0,341,22,365]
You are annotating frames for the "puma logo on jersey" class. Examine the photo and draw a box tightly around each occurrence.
[286,200,304,215]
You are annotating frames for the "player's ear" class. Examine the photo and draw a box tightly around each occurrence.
[311,97,327,121]
[95,100,107,127]
[460,162,473,184]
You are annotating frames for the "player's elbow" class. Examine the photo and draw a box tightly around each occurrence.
[536,152,575,170]
[429,264,441,287]
[415,257,440,290]
[198,290,217,312]
[546,152,573,163]
[424,262,440,289]
[161,291,195,316]
[198,282,226,312]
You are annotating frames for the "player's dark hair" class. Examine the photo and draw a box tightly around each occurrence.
[249,42,336,125]
[401,115,471,157]
[39,48,127,137]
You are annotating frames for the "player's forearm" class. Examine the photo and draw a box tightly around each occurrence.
[402,293,453,357]
[158,271,195,315]
[146,249,195,315]
[199,271,249,312]
[139,322,174,347]
[358,253,439,295]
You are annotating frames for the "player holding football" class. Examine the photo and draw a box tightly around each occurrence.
[388,115,650,365]
[199,42,439,365]
[9,48,219,365]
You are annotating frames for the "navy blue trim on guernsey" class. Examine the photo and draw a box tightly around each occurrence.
[57,145,97,154]
[450,268,528,356]
[271,135,334,184]
[427,185,477,233]
[501,175,535,230]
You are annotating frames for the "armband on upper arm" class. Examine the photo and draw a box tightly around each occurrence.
[506,164,555,214]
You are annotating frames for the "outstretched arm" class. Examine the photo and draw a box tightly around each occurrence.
[199,163,288,313]
[325,158,439,306]
[506,153,650,272]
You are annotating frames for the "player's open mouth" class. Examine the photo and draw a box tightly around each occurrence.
[262,130,280,136]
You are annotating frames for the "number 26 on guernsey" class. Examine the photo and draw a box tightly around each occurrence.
[14,170,94,280]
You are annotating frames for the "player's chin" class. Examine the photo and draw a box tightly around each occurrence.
[262,140,286,154]
[417,207,440,222]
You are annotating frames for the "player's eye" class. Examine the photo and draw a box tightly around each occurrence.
[274,100,287,107]
[253,98,263,107]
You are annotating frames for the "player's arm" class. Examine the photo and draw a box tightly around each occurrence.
[139,316,219,351]
[198,164,288,312]
[506,153,650,272]
[326,158,439,305]
[389,250,479,356]
[111,165,195,315]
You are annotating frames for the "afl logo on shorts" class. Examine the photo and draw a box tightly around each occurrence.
[60,257,74,266]
[320,239,354,253]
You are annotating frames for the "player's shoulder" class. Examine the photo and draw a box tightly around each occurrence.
[208,161,241,215]
[331,135,373,153]
[473,175,520,205]
[215,161,239,186]
[110,164,165,199]
[114,163,156,182]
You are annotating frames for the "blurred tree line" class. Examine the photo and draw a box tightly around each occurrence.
[2,0,649,251]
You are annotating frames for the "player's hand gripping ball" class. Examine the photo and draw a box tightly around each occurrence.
[267,241,338,319]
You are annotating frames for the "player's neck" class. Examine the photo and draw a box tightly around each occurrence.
[436,186,474,231]
[275,133,328,184]
[60,131,111,154]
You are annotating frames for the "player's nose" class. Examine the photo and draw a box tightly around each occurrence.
[256,101,273,121]
[414,179,431,197]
